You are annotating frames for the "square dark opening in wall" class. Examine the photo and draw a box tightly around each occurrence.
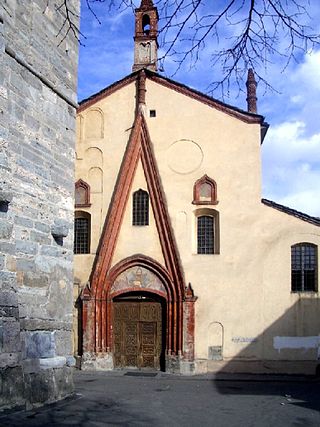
[0,201,9,213]
[150,110,156,118]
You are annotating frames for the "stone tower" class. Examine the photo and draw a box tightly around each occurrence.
[132,0,158,72]
[0,1,79,411]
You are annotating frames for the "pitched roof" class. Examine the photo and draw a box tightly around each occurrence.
[78,73,137,113]
[78,69,266,126]
[262,198,320,227]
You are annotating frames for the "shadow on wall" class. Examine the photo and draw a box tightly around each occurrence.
[211,298,320,411]
[212,297,320,376]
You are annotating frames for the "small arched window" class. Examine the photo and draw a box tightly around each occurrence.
[132,189,149,226]
[75,179,91,207]
[193,175,217,205]
[291,243,317,292]
[74,211,91,254]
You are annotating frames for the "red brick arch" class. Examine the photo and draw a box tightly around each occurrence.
[81,105,197,368]
[108,255,182,355]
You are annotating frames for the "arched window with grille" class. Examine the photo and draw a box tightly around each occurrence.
[74,211,91,254]
[132,189,149,226]
[197,215,214,254]
[291,243,317,292]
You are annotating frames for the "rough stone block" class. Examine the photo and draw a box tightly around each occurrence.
[20,318,72,332]
[54,330,72,356]
[1,319,21,352]
[22,146,43,165]
[0,153,9,170]
[24,366,74,405]
[16,258,35,272]
[6,255,17,272]
[0,242,15,255]
[0,271,16,291]
[0,366,25,410]
[0,190,13,203]
[22,271,48,288]
[16,240,37,255]
[51,219,69,238]
[22,358,40,374]
[24,331,55,359]
[0,221,13,239]
[30,230,51,245]
[0,291,18,307]
[34,221,50,234]
[0,305,19,318]
[39,356,66,369]
[23,370,53,405]
[0,253,4,269]
[0,352,20,368]
[66,356,76,367]
[14,216,33,228]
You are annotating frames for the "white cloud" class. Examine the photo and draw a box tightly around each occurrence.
[262,120,320,216]
[292,50,320,91]
[279,190,320,218]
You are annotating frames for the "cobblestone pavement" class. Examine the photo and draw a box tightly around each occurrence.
[1,370,319,426]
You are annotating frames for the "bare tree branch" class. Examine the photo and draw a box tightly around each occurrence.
[62,0,320,96]
[55,0,86,46]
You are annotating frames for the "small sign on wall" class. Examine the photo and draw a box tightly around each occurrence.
[231,337,258,343]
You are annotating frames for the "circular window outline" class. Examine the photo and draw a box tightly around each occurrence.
[167,139,204,175]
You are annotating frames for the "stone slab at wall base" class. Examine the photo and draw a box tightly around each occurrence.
[0,366,74,412]
[0,367,25,411]
[24,367,74,410]
[207,359,320,376]
[81,352,114,371]
[165,354,182,374]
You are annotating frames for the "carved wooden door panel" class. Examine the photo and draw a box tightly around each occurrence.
[113,301,162,369]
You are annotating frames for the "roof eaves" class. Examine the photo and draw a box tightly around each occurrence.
[262,198,320,227]
[77,71,139,112]
[145,69,265,125]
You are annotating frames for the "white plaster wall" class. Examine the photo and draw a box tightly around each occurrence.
[75,77,320,367]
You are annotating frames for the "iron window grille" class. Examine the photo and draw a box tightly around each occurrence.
[291,243,317,292]
[197,215,214,254]
[133,189,149,226]
[74,217,90,254]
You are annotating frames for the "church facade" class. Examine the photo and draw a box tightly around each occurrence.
[74,0,320,375]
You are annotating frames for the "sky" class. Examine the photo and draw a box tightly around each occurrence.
[77,0,320,217]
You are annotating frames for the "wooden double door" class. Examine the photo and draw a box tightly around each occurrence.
[113,301,162,369]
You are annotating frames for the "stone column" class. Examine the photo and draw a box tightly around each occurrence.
[183,283,197,362]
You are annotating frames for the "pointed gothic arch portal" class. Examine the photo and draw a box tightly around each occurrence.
[81,255,197,371]
[80,111,197,373]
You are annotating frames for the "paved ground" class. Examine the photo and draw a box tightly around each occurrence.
[1,370,320,426]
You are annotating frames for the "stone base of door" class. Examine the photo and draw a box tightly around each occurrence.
[80,352,208,375]
[81,352,114,371]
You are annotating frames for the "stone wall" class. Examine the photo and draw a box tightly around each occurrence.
[0,0,79,410]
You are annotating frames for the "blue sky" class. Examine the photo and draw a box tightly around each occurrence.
[78,0,320,216]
